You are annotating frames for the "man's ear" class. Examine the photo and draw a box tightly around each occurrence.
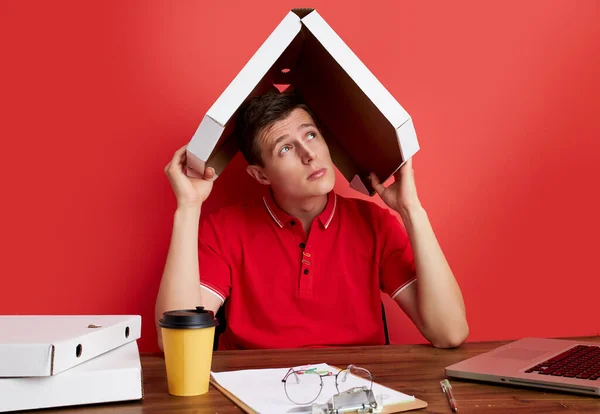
[246,165,270,186]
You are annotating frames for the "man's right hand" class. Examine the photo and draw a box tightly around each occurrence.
[164,145,215,209]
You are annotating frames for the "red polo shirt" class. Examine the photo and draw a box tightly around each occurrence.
[198,191,416,350]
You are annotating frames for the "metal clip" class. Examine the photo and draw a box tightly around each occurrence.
[311,387,382,414]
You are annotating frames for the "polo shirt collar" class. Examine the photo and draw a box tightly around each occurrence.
[263,190,337,230]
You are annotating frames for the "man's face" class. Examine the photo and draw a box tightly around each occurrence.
[251,108,336,199]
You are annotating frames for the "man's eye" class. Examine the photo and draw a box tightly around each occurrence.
[279,145,291,154]
[307,132,317,140]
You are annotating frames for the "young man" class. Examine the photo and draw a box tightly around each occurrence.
[155,92,468,350]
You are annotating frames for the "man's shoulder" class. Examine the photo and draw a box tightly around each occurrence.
[337,193,391,218]
[202,197,265,225]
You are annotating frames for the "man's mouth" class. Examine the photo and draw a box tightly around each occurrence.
[308,168,327,180]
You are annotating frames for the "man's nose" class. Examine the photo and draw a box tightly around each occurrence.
[298,143,316,164]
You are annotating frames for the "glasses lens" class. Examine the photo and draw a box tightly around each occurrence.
[336,366,373,394]
[284,371,323,405]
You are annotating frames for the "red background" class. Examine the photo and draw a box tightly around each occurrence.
[1,1,599,352]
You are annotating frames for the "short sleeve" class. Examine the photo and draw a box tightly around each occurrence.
[378,209,417,299]
[198,215,231,303]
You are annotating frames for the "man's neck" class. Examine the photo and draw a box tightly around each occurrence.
[271,190,328,234]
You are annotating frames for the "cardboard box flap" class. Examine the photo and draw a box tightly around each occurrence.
[301,10,411,129]
[186,8,419,195]
[186,10,304,178]
[0,344,54,378]
[0,341,143,413]
[397,118,419,161]
[204,11,302,125]
[0,315,141,377]
[293,16,410,193]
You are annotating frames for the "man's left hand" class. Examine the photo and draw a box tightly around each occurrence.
[369,158,421,213]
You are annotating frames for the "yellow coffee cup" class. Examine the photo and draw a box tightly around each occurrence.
[159,306,218,396]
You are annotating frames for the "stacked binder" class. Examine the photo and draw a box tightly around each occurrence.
[0,315,143,412]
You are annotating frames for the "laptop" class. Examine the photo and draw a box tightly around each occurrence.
[445,337,600,396]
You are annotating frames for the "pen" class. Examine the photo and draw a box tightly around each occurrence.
[440,379,458,412]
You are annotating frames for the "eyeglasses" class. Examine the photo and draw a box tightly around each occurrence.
[281,364,374,405]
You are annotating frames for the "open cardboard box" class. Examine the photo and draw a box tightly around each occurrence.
[186,8,419,196]
[0,315,141,377]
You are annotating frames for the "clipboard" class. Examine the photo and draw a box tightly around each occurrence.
[210,375,428,413]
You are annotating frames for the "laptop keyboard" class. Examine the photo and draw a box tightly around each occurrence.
[525,345,600,380]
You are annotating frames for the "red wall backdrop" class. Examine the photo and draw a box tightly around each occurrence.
[1,1,599,352]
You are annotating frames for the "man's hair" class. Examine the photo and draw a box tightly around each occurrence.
[234,91,317,166]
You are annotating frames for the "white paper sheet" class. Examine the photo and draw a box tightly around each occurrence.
[211,363,414,414]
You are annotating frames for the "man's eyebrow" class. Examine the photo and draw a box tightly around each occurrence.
[270,124,317,152]
[271,134,289,152]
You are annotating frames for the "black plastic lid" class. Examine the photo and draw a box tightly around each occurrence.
[159,306,218,329]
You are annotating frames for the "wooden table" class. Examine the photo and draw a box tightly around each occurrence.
[39,337,600,413]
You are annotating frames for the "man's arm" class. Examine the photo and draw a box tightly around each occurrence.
[155,146,222,351]
[393,205,468,348]
[155,206,222,351]
[370,158,469,348]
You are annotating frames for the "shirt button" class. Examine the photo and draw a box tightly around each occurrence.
[299,242,306,248]
[290,220,296,226]
[304,269,309,275]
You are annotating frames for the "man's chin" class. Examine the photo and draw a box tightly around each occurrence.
[308,176,335,196]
